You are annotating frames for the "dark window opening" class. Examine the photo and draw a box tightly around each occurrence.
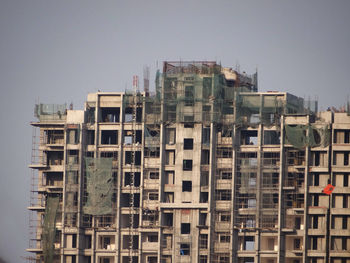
[244,236,255,250]
[343,216,348,229]
[47,151,63,165]
[295,217,301,230]
[312,237,317,250]
[314,152,320,166]
[147,235,158,242]
[200,192,208,203]
[87,130,95,145]
[46,130,64,144]
[144,147,160,158]
[264,130,280,145]
[124,106,142,123]
[163,213,173,226]
[346,131,350,143]
[184,138,193,150]
[136,108,142,122]
[101,107,120,122]
[220,171,232,179]
[220,235,230,243]
[182,181,192,192]
[241,130,258,145]
[124,172,141,187]
[122,235,139,249]
[314,173,319,186]
[124,130,142,144]
[217,147,232,158]
[148,192,159,201]
[294,239,301,249]
[142,210,158,224]
[121,193,140,207]
[201,150,210,164]
[202,127,210,144]
[313,195,319,206]
[200,172,209,186]
[199,234,208,249]
[101,130,118,145]
[184,123,194,128]
[345,152,349,166]
[149,171,159,179]
[181,223,190,234]
[220,213,231,222]
[125,151,141,165]
[344,174,349,187]
[180,243,190,255]
[199,213,207,226]
[124,107,133,122]
[312,215,318,229]
[183,160,193,171]
[343,194,348,208]
[216,190,232,201]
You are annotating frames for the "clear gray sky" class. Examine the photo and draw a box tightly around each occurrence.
[0,0,350,262]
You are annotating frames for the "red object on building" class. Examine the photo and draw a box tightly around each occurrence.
[322,184,335,195]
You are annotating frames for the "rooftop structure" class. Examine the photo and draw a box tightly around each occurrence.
[27,61,350,263]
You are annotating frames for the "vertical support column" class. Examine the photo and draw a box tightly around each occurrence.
[231,123,238,263]
[277,116,286,263]
[91,93,100,263]
[77,123,83,263]
[208,122,216,262]
[115,94,124,262]
[158,122,165,263]
[327,119,333,263]
[255,122,263,263]
[303,115,311,263]
[61,126,68,263]
[254,94,264,263]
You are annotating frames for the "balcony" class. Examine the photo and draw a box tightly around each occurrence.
[214,242,230,252]
[142,241,158,252]
[143,179,159,190]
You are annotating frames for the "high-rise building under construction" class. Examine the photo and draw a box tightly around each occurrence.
[27,61,350,263]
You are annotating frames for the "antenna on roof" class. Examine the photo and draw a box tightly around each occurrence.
[133,75,139,95]
[143,66,150,96]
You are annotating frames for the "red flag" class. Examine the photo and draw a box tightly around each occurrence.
[322,184,335,195]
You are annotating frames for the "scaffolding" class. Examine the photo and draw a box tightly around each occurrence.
[28,127,41,260]
[235,151,258,230]
[124,79,142,263]
[42,196,59,263]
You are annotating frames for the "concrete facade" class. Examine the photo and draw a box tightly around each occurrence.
[28,62,350,263]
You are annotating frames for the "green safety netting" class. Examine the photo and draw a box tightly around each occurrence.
[121,66,312,127]
[83,157,114,215]
[285,125,330,149]
[43,196,59,263]
[144,127,160,150]
[34,104,67,121]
